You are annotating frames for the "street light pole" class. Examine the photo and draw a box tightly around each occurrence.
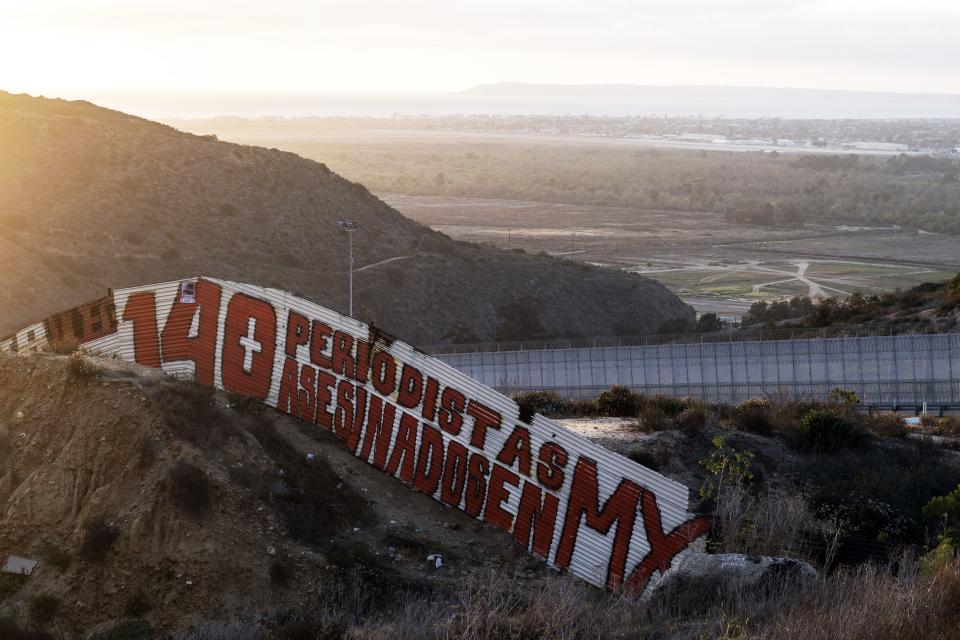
[336,220,358,316]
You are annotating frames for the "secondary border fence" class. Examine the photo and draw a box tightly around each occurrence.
[430,333,960,410]
[421,323,944,355]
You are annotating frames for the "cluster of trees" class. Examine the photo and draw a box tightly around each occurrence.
[657,312,724,334]
[742,274,960,328]
[312,141,960,234]
[384,114,960,151]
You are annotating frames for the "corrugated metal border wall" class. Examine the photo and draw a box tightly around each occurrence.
[0,278,706,596]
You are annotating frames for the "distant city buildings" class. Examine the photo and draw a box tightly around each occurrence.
[416,114,960,154]
[842,141,910,152]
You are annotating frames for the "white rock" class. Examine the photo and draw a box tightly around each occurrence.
[652,552,816,602]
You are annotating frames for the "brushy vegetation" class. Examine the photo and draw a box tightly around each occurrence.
[79,517,120,562]
[166,461,213,518]
[594,385,642,417]
[513,389,569,420]
[244,417,372,544]
[65,353,102,382]
[741,278,960,330]
[151,381,240,451]
[43,339,78,356]
[518,384,960,561]
[798,409,861,454]
[34,560,945,640]
[271,122,960,234]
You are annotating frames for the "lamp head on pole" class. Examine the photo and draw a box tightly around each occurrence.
[336,220,358,231]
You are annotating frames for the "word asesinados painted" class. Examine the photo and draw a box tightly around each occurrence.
[5,278,708,594]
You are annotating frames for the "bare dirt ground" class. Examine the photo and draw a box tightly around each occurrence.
[0,354,548,636]
[384,194,960,317]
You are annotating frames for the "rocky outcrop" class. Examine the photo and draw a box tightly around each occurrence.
[650,552,817,609]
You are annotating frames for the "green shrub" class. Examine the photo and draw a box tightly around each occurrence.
[920,538,957,576]
[828,387,861,406]
[807,444,960,543]
[700,436,755,502]
[636,406,672,432]
[799,409,859,454]
[594,385,640,417]
[514,390,569,420]
[730,397,772,435]
[648,393,686,417]
[924,485,960,540]
[867,412,907,439]
[675,405,708,432]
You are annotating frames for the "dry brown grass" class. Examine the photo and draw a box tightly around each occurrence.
[754,560,960,640]
[636,405,673,432]
[711,485,839,563]
[864,412,908,439]
[157,560,960,640]
[930,416,960,438]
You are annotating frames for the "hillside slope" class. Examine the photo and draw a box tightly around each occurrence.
[0,91,692,344]
[0,354,548,635]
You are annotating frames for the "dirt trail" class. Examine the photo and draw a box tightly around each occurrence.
[751,260,849,298]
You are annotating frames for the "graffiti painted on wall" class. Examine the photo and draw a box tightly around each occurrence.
[1,277,707,595]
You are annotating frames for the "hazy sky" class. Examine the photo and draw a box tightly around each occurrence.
[3,0,959,95]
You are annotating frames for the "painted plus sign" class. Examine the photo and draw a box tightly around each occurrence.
[238,317,262,374]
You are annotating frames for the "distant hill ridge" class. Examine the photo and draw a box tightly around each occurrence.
[459,83,960,119]
[462,82,960,99]
[0,90,692,345]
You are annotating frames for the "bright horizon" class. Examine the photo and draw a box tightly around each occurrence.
[3,0,960,97]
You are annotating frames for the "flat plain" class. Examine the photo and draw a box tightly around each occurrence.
[167,118,960,316]
[383,194,958,315]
